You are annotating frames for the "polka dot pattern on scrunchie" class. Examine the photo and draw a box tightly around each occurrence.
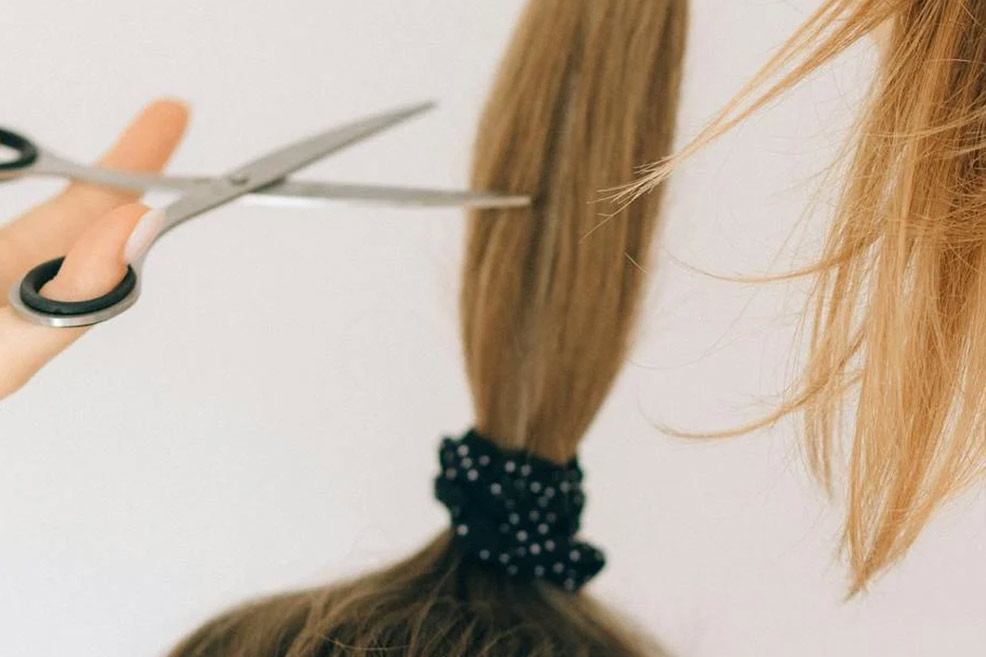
[434,428,605,592]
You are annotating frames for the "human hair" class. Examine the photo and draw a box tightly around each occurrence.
[630,0,986,593]
[165,1,687,655]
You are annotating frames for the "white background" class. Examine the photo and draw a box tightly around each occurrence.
[1,1,984,656]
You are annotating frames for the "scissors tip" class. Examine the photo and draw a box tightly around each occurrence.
[362,101,437,136]
[369,101,437,130]
[406,100,438,116]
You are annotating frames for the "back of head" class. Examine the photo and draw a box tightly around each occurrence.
[167,1,686,655]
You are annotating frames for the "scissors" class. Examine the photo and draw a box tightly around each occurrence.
[1,102,529,328]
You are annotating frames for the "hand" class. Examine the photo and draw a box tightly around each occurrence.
[0,99,188,400]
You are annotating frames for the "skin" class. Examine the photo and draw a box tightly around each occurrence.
[0,99,188,400]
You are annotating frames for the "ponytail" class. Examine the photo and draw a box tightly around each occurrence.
[167,1,687,655]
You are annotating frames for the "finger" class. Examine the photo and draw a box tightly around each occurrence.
[63,98,190,212]
[0,204,149,400]
[40,203,150,301]
[0,99,187,289]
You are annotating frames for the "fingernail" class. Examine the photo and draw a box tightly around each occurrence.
[124,209,165,263]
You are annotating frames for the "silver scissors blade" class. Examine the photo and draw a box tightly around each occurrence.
[252,181,530,209]
[158,101,436,235]
[229,101,436,190]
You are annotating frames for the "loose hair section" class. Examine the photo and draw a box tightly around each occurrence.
[633,0,986,592]
[165,1,687,655]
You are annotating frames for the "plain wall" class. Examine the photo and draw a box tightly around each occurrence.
[1,1,984,655]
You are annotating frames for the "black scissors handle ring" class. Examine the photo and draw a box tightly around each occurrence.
[18,257,137,317]
[0,128,39,172]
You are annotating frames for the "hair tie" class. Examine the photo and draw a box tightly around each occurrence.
[434,429,605,591]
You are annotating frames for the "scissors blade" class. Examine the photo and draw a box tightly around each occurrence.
[252,180,530,209]
[159,101,435,232]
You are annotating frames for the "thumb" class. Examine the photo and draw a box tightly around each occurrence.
[41,203,160,301]
[0,204,161,400]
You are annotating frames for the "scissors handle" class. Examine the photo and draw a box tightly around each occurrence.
[0,128,39,172]
[12,257,139,326]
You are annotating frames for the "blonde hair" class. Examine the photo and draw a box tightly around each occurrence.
[166,1,686,654]
[632,0,986,593]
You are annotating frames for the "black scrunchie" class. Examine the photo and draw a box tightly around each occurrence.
[434,429,605,591]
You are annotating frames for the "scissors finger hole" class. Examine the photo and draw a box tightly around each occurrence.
[0,128,39,171]
[0,144,21,165]
[19,257,137,316]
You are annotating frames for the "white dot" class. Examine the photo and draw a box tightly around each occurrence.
[499,553,510,564]
[559,482,570,492]
[520,464,532,476]
[570,550,580,561]
[545,540,556,551]
[530,544,541,555]
[508,513,520,524]
[563,579,576,591]
[537,498,549,508]
[490,483,502,495]
[534,566,545,577]
[530,481,542,493]
[478,455,491,466]
[445,468,457,479]
[457,445,469,456]
[529,510,540,521]
[553,562,565,573]
[461,457,473,468]
[538,524,549,535]
[507,565,519,576]
[544,487,555,498]
[516,530,528,541]
[479,549,490,560]
[467,469,479,481]
[505,460,516,472]
[456,524,469,536]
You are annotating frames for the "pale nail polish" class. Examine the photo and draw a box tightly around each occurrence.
[124,209,165,263]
